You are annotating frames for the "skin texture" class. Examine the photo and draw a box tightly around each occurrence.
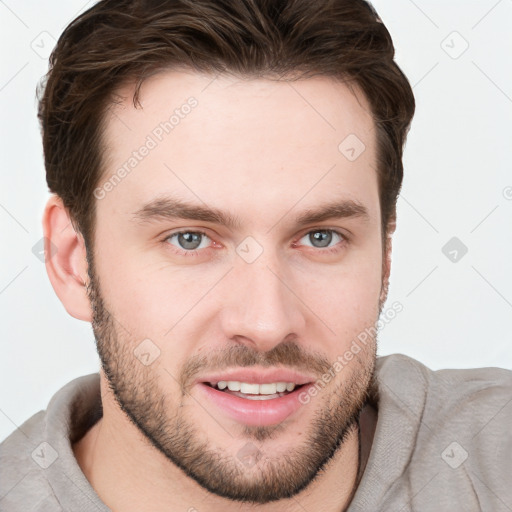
[43,70,393,511]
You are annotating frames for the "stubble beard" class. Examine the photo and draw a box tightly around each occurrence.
[86,261,378,504]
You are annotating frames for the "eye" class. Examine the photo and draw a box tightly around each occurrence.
[297,229,346,251]
[162,228,348,258]
[165,230,212,253]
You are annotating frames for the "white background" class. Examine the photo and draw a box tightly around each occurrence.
[1,0,511,443]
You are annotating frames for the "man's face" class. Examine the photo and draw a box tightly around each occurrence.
[88,70,385,503]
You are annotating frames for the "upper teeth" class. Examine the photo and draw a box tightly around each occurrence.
[216,381,296,394]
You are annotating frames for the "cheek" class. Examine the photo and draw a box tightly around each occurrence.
[298,247,383,349]
[91,232,223,346]
[308,271,381,333]
[90,231,168,332]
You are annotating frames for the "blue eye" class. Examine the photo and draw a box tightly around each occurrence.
[163,228,347,258]
[298,229,345,250]
[166,231,211,253]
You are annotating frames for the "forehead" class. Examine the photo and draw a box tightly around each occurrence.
[99,70,379,226]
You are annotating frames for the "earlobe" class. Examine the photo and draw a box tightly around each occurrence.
[42,195,92,321]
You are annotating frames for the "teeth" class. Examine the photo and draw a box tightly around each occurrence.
[214,381,297,395]
[227,381,241,391]
[259,383,277,394]
[240,382,260,394]
[276,382,287,392]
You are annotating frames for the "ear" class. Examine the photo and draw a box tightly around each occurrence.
[379,218,396,307]
[42,195,92,321]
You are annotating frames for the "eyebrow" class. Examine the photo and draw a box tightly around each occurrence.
[132,196,370,230]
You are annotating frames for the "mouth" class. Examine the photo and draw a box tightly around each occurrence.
[203,380,307,401]
[196,372,314,426]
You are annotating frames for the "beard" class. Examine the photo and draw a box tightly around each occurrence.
[86,259,378,504]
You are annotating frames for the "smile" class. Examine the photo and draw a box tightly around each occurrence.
[206,380,301,400]
[199,380,312,426]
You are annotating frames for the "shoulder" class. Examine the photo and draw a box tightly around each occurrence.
[0,373,103,511]
[375,353,512,428]
[370,354,512,509]
[0,410,62,510]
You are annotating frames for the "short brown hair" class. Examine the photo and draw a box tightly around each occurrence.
[38,0,415,249]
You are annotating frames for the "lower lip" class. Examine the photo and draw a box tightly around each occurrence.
[197,383,311,426]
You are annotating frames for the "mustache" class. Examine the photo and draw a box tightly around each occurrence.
[179,339,333,391]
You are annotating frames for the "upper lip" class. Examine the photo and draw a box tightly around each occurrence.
[196,368,315,387]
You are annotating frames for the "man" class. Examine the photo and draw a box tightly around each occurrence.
[1,0,510,510]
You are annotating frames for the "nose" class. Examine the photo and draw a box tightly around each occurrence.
[219,254,307,353]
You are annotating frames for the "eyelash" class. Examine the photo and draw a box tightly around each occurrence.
[162,229,349,258]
